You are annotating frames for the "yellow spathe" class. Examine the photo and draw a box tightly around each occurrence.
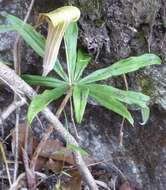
[39,6,80,76]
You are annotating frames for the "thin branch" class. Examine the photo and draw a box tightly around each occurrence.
[119,74,129,146]
[13,108,19,182]
[30,127,53,171]
[56,88,72,118]
[22,148,37,190]
[9,171,46,190]
[13,0,35,74]
[12,0,36,184]
[69,97,81,141]
[1,99,26,121]
[0,64,98,190]
[0,112,4,138]
[31,88,72,172]
[0,142,12,187]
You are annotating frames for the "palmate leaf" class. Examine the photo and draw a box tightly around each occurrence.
[28,86,67,124]
[89,90,134,125]
[53,59,68,81]
[64,22,78,82]
[74,49,91,81]
[73,86,89,123]
[6,14,45,57]
[87,84,150,124]
[22,74,67,88]
[79,54,161,84]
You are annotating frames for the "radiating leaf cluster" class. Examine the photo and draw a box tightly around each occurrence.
[0,10,161,126]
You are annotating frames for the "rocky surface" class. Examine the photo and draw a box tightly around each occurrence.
[0,0,166,189]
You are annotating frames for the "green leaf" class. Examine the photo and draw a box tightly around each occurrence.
[73,86,89,123]
[0,25,15,33]
[80,54,161,84]
[90,90,134,125]
[67,144,88,156]
[140,107,150,125]
[22,74,67,88]
[53,59,68,81]
[64,22,78,82]
[74,49,91,81]
[27,86,67,124]
[87,84,150,108]
[0,60,12,65]
[6,14,45,57]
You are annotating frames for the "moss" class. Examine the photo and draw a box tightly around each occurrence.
[138,77,155,97]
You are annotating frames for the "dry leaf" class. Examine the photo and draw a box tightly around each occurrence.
[11,124,93,190]
[119,181,135,190]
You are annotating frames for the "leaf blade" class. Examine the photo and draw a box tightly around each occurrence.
[140,107,150,125]
[87,84,150,108]
[0,25,15,33]
[67,144,88,156]
[89,90,134,125]
[64,22,78,82]
[53,59,68,81]
[22,74,67,88]
[80,54,161,84]
[28,86,67,124]
[73,86,89,123]
[6,14,45,57]
[74,49,91,81]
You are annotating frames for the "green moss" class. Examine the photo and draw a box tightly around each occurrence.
[138,77,155,97]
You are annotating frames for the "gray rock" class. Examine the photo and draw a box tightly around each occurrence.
[0,0,166,189]
[136,65,166,111]
[0,0,28,61]
[77,107,166,190]
[67,0,166,189]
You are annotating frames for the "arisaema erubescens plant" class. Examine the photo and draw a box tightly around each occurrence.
[0,6,161,126]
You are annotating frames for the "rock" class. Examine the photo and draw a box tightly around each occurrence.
[0,0,166,190]
[0,0,28,60]
[134,65,166,111]
[78,106,166,190]
[0,0,42,73]
[66,0,166,189]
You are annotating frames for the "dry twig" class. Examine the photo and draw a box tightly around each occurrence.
[119,74,129,146]
[0,141,12,187]
[70,97,81,141]
[56,88,72,118]
[12,0,36,184]
[0,63,98,190]
[0,99,26,122]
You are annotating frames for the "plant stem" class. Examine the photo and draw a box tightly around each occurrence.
[56,87,72,118]
[0,64,98,190]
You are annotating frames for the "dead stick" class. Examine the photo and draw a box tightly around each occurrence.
[22,148,37,190]
[30,88,72,170]
[13,0,36,183]
[1,99,26,121]
[0,142,12,187]
[30,127,53,170]
[56,88,72,118]
[0,64,98,190]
